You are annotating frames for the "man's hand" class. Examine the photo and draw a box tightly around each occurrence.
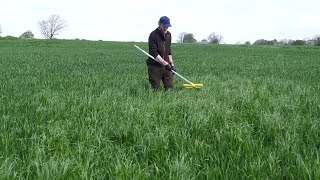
[171,64,176,75]
[165,64,172,71]
[170,63,176,72]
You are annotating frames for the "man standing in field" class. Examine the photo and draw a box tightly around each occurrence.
[147,16,175,90]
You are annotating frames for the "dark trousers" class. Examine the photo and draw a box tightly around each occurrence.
[148,64,173,90]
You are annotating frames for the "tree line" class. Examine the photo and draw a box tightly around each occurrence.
[177,31,320,46]
[1,15,320,46]
[252,38,320,46]
[177,32,224,44]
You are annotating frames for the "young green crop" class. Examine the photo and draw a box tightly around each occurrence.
[0,39,320,179]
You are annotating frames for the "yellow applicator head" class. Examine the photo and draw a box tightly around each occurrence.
[183,83,204,88]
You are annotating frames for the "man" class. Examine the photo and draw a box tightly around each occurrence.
[147,16,175,90]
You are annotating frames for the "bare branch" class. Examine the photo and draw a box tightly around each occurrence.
[39,14,67,39]
[207,32,223,44]
[177,32,187,43]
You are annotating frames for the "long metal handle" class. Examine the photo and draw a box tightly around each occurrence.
[134,45,194,85]
[134,45,160,63]
[171,70,193,84]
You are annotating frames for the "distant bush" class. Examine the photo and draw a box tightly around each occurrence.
[201,39,208,43]
[291,40,305,46]
[253,39,278,45]
[315,36,320,46]
[0,35,19,40]
[183,33,197,43]
[19,30,34,39]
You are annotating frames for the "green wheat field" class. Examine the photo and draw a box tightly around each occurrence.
[1,39,320,179]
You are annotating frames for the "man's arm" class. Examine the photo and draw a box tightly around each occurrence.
[168,33,174,66]
[155,55,169,66]
[168,55,174,66]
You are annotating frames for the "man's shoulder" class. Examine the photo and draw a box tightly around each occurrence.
[150,28,158,34]
[149,28,158,37]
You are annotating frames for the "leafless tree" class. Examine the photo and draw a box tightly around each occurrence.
[207,32,223,44]
[177,32,187,43]
[39,14,67,39]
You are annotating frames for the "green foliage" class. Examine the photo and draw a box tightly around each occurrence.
[315,37,320,46]
[0,35,19,40]
[201,39,208,43]
[183,33,197,43]
[0,40,320,179]
[253,39,277,45]
[19,30,34,39]
[210,39,219,44]
[292,40,306,45]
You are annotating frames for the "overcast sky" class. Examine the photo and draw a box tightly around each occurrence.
[1,0,319,44]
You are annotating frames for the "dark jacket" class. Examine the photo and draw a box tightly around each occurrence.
[147,28,172,66]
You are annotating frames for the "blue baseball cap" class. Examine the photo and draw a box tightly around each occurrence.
[159,16,171,27]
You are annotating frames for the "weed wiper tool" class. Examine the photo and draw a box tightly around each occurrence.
[134,45,203,88]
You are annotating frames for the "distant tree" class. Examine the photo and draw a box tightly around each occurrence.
[177,32,187,43]
[39,14,67,39]
[253,39,269,45]
[279,39,289,45]
[245,41,251,45]
[291,40,305,45]
[207,32,223,44]
[19,30,34,39]
[0,25,2,37]
[287,39,294,45]
[273,39,279,45]
[183,33,197,43]
[201,39,208,43]
[314,35,320,46]
[253,39,278,45]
